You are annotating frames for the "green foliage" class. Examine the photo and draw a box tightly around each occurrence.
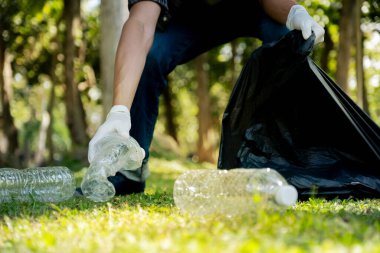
[2,0,380,165]
[2,0,101,166]
[0,1,20,45]
[366,0,380,22]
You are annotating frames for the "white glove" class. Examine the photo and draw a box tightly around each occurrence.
[286,5,325,45]
[88,105,131,163]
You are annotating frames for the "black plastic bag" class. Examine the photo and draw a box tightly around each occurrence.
[218,30,380,199]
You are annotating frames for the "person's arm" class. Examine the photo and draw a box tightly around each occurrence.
[113,1,161,108]
[88,1,161,163]
[259,0,325,44]
[258,0,296,24]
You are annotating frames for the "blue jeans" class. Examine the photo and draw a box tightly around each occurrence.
[125,4,289,182]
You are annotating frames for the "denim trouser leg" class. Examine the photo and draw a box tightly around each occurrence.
[257,12,290,45]
[122,9,289,182]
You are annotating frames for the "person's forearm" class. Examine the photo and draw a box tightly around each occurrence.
[259,0,296,24]
[113,2,161,108]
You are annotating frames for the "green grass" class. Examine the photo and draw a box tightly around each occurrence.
[1,156,380,253]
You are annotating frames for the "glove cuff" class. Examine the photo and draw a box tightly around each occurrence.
[286,5,307,30]
[110,105,130,113]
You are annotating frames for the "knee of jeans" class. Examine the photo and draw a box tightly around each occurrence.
[143,48,170,92]
[145,46,168,77]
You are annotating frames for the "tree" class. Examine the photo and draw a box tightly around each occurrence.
[162,79,178,142]
[0,1,20,167]
[320,27,334,73]
[63,0,89,158]
[195,53,217,163]
[336,0,355,93]
[0,44,19,167]
[354,0,369,113]
[100,0,128,117]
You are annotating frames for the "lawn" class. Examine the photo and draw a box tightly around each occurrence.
[0,155,379,253]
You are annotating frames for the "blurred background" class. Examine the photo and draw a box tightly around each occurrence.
[0,0,379,170]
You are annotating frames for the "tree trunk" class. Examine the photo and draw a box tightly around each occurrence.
[195,53,216,163]
[320,27,333,73]
[354,0,370,114]
[46,79,56,163]
[362,72,369,115]
[34,78,57,165]
[100,0,129,117]
[46,45,61,163]
[34,98,50,166]
[162,85,178,142]
[0,40,19,167]
[230,40,238,87]
[43,34,63,164]
[336,0,355,93]
[63,0,89,158]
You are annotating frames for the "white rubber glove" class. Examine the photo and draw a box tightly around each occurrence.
[286,5,325,45]
[88,105,131,163]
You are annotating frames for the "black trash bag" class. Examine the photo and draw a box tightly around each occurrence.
[218,30,380,200]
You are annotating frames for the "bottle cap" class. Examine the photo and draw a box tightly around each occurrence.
[275,185,298,206]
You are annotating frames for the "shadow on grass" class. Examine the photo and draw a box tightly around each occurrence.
[0,192,175,219]
[0,172,176,219]
[0,195,106,219]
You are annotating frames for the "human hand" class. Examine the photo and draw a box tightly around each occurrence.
[286,5,325,45]
[88,105,131,163]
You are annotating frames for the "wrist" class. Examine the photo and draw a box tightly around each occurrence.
[110,105,130,113]
[288,4,307,15]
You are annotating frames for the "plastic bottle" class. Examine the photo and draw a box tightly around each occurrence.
[81,134,145,202]
[0,166,75,203]
[173,168,298,216]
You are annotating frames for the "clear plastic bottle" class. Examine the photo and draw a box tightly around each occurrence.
[0,166,75,203]
[81,134,145,202]
[173,168,298,216]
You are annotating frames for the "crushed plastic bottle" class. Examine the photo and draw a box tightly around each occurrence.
[173,168,298,216]
[81,134,145,202]
[0,167,75,203]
